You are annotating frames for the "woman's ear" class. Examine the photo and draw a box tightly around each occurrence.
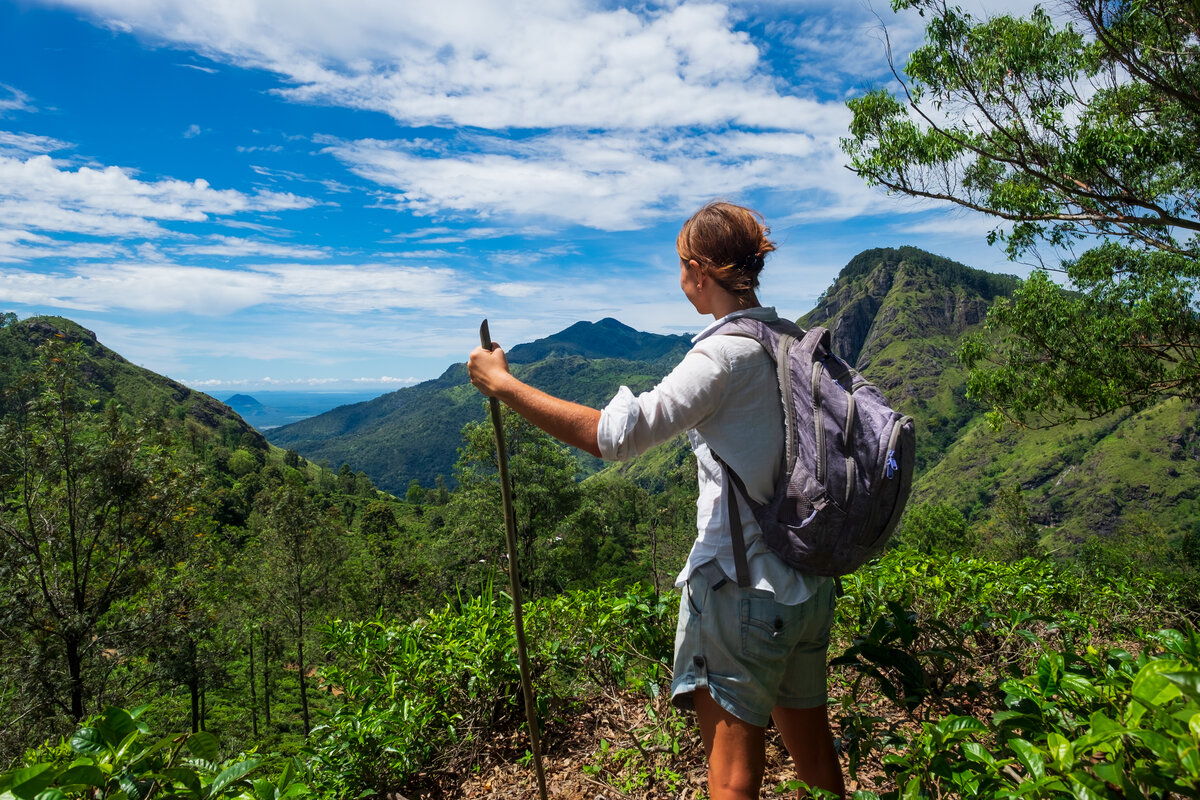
[688,260,705,290]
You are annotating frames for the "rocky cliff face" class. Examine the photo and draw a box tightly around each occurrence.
[797,247,1019,471]
[801,247,1015,372]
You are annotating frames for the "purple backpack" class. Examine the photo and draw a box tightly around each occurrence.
[711,316,915,583]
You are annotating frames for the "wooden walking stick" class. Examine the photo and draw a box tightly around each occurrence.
[479,319,549,800]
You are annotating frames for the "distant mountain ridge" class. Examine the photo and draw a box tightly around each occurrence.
[264,318,694,493]
[506,317,693,363]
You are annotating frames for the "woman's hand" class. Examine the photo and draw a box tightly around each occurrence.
[468,342,514,398]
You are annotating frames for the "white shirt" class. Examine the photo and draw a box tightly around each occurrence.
[596,307,827,605]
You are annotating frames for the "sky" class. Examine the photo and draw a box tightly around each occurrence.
[0,0,1042,394]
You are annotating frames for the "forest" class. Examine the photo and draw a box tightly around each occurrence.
[4,1,1200,798]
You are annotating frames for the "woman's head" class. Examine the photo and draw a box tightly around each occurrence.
[676,201,776,296]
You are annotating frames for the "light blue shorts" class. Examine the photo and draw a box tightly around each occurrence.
[669,566,836,727]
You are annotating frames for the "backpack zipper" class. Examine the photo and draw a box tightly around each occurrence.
[811,361,825,484]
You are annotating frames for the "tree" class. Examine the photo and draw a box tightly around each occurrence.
[897,502,974,554]
[253,486,345,736]
[843,0,1200,427]
[0,341,197,726]
[440,408,582,600]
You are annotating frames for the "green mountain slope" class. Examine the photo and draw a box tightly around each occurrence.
[799,246,1020,472]
[0,315,264,446]
[264,319,693,494]
[915,397,1200,545]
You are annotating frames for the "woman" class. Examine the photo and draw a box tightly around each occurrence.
[467,201,844,800]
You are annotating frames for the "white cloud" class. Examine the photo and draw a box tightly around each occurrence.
[322,123,876,230]
[52,1,819,131]
[0,229,127,263]
[0,154,315,241]
[178,234,331,259]
[0,131,72,157]
[0,260,469,314]
[0,85,34,116]
[183,123,204,138]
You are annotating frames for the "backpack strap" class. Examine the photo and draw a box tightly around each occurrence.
[713,452,753,588]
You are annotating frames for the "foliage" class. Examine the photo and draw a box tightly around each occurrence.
[829,547,1199,795]
[844,0,1200,425]
[0,341,199,727]
[895,502,972,554]
[437,406,584,601]
[0,706,312,800]
[309,582,673,796]
[849,629,1200,799]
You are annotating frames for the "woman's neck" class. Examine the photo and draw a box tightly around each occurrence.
[709,291,761,321]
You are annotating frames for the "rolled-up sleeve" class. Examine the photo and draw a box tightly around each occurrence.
[596,345,729,461]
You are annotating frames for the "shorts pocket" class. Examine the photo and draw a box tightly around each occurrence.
[740,594,788,659]
[686,573,710,617]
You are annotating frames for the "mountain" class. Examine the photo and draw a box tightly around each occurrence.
[0,315,265,447]
[12,245,1186,554]
[264,319,694,494]
[795,247,1199,548]
[505,317,692,363]
[799,246,1020,472]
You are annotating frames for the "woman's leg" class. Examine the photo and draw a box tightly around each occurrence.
[771,704,845,799]
[694,689,766,800]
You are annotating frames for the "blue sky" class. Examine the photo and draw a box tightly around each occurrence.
[0,0,1039,394]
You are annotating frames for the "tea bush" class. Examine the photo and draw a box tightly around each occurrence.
[0,706,312,800]
[308,580,673,796]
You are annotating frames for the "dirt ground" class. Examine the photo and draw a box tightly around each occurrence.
[406,687,897,800]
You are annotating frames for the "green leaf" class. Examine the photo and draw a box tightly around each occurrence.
[185,732,220,764]
[250,777,277,800]
[161,767,202,793]
[961,742,996,765]
[1088,711,1123,736]
[7,766,57,800]
[54,765,106,789]
[117,774,143,800]
[70,727,108,755]
[1009,738,1045,780]
[1164,670,1200,703]
[96,708,138,750]
[1128,729,1175,759]
[1128,659,1186,723]
[937,715,987,737]
[1046,732,1073,766]
[204,759,260,798]
[1067,773,1110,800]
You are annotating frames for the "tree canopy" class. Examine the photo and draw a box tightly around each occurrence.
[843,0,1200,426]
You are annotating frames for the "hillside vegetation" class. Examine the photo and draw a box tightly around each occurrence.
[2,242,1198,799]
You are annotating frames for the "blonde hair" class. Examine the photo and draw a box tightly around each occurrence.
[676,201,776,295]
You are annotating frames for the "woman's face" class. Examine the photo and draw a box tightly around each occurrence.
[679,256,708,314]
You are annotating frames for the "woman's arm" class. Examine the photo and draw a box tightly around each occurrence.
[468,344,602,458]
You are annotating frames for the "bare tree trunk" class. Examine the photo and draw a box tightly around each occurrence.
[262,626,272,728]
[189,640,200,733]
[66,637,85,722]
[297,604,310,736]
[247,632,259,738]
